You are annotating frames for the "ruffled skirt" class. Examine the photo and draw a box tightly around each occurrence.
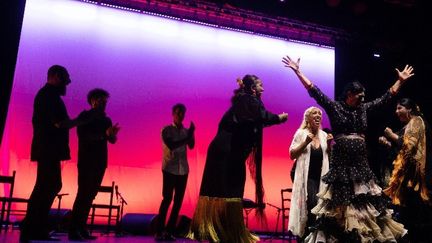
[304,137,407,242]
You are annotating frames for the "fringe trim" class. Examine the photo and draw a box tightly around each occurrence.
[188,196,259,243]
[384,152,430,206]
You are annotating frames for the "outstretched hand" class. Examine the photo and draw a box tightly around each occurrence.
[282,55,300,72]
[279,112,288,123]
[396,65,414,83]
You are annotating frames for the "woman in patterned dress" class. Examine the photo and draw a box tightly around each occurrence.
[282,55,414,242]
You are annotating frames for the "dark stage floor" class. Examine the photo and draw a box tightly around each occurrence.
[0,230,296,243]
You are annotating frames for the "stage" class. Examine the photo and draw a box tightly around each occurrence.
[0,230,295,243]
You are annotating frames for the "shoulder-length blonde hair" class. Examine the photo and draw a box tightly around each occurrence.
[300,106,322,130]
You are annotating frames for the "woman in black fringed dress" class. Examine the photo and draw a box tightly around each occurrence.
[283,55,414,243]
[189,74,288,243]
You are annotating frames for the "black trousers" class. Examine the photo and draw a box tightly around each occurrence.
[306,178,319,232]
[70,165,106,231]
[157,171,188,234]
[21,160,62,237]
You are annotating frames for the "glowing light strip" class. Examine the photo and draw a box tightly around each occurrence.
[75,0,334,49]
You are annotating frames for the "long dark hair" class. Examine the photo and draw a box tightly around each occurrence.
[231,74,260,104]
[231,74,267,220]
[398,98,422,117]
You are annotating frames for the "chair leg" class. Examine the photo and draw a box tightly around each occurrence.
[115,208,120,235]
[0,201,6,232]
[5,200,13,230]
[281,210,285,239]
[90,207,95,234]
[106,208,112,234]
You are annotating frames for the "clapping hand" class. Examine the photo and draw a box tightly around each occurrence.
[106,123,120,137]
[189,122,195,133]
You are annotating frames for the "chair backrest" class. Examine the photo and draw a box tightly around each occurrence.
[1,170,29,228]
[96,181,115,206]
[281,188,292,213]
[281,187,292,235]
[0,171,16,198]
[90,181,121,234]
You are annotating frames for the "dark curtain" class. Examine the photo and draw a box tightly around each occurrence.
[0,0,27,146]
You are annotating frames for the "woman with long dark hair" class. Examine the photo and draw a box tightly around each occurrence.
[189,74,288,243]
[384,98,432,243]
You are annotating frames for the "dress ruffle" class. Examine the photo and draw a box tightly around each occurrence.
[307,179,406,242]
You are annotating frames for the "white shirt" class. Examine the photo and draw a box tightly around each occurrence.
[161,123,190,175]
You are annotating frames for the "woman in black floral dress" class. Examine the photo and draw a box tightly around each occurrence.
[282,55,414,243]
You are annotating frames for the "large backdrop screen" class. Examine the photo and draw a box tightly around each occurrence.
[1,0,334,231]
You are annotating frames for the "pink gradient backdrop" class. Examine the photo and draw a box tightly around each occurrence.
[0,0,334,231]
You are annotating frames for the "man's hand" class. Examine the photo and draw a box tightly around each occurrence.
[106,123,120,137]
[189,122,195,133]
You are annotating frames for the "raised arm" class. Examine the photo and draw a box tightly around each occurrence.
[282,55,336,111]
[364,65,415,111]
[389,65,415,95]
[282,55,313,89]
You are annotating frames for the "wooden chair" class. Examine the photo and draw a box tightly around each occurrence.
[89,181,120,234]
[0,170,28,231]
[242,198,265,227]
[281,187,294,240]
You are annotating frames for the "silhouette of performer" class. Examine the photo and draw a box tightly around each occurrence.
[21,65,92,242]
[189,75,287,243]
[69,88,119,241]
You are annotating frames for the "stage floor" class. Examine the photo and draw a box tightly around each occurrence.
[0,230,296,242]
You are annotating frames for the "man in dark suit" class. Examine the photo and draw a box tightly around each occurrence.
[20,65,91,242]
